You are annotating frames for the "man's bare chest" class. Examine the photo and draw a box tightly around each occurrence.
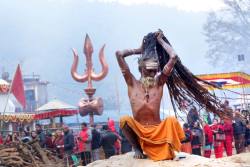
[128,85,163,106]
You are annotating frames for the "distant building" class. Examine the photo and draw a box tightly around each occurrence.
[23,74,49,112]
[1,72,49,112]
[0,72,49,133]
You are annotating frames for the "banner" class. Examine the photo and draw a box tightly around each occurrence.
[196,72,250,90]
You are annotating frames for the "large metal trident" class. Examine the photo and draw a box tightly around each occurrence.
[71,34,108,125]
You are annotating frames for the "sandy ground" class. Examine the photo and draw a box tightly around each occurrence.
[81,152,250,167]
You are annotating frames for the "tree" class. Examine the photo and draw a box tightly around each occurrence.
[203,0,250,70]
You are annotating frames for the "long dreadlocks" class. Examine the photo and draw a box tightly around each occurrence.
[140,30,228,118]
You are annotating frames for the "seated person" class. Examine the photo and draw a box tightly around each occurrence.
[116,31,185,161]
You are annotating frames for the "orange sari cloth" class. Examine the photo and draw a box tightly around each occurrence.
[120,116,185,161]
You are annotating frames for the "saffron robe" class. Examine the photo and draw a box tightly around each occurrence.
[120,116,185,161]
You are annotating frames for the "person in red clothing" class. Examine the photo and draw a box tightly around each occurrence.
[108,118,122,154]
[4,134,13,145]
[0,134,3,145]
[108,118,116,132]
[78,122,92,166]
[211,118,225,158]
[222,119,233,156]
[203,122,213,158]
[54,130,64,159]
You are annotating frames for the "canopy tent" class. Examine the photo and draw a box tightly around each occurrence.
[196,72,250,90]
[34,99,78,120]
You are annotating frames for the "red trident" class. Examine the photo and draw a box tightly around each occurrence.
[71,34,108,125]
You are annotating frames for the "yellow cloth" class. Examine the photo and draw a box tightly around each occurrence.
[120,116,185,161]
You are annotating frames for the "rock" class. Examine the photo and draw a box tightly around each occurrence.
[82,152,250,167]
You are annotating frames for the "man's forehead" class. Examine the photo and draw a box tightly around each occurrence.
[140,58,159,66]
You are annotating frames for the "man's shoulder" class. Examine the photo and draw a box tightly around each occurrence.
[127,79,140,87]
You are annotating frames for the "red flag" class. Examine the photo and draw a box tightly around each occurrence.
[11,64,26,108]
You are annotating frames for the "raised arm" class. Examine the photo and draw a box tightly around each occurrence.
[116,48,141,86]
[156,32,178,86]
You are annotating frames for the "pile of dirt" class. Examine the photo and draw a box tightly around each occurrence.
[84,152,250,167]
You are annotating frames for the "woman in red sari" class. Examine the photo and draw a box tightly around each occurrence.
[203,122,213,158]
[211,119,225,158]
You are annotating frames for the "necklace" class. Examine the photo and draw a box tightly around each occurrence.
[140,77,154,102]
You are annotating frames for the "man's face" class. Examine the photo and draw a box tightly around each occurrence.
[35,126,40,131]
[82,124,87,130]
[56,130,62,136]
[141,67,158,78]
[63,126,69,133]
[139,59,159,78]
[31,131,37,137]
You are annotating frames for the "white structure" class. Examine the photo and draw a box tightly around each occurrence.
[0,79,15,113]
[0,94,15,114]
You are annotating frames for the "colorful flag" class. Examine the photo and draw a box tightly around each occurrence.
[196,72,250,90]
[11,65,26,108]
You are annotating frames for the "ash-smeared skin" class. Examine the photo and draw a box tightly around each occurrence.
[116,31,177,159]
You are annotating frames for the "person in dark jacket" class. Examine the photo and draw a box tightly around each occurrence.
[35,124,46,148]
[233,111,246,154]
[181,123,193,154]
[91,124,101,161]
[60,125,75,166]
[100,125,118,159]
[245,115,250,152]
[191,121,203,156]
[119,128,132,154]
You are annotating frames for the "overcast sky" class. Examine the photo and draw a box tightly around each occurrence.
[0,0,228,121]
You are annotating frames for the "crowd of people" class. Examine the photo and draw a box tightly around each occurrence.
[0,106,249,166]
[0,118,132,166]
[181,103,250,159]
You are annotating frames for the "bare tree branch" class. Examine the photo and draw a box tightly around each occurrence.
[204,0,250,70]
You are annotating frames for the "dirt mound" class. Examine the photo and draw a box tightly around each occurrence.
[83,152,250,167]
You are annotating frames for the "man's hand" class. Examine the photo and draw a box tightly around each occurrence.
[116,48,142,58]
[77,136,82,141]
[156,31,164,43]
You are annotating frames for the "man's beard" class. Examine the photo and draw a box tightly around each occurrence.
[140,76,155,88]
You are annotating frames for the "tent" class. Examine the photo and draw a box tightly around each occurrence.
[34,99,78,120]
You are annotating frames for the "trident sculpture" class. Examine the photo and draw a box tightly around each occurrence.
[71,34,108,126]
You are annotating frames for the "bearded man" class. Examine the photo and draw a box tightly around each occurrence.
[116,31,185,160]
[116,30,227,161]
